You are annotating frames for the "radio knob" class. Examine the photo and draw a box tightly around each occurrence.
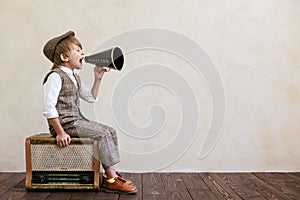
[82,176,89,184]
[39,175,46,183]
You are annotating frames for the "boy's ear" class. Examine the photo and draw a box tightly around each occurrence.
[60,54,69,62]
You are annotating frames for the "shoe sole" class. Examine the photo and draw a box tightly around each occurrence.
[103,188,138,194]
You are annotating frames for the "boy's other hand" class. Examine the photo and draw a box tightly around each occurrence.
[56,132,71,147]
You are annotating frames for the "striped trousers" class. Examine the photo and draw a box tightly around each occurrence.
[62,119,120,168]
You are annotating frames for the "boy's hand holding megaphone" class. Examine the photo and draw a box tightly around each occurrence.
[93,66,110,80]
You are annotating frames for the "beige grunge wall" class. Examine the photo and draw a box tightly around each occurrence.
[0,0,299,172]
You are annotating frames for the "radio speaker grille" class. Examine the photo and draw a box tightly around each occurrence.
[31,144,94,171]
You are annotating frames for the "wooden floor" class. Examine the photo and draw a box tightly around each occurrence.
[0,172,299,200]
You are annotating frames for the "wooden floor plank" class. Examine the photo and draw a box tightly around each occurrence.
[119,173,142,200]
[0,173,26,197]
[287,173,300,182]
[94,191,119,200]
[240,173,291,200]
[254,172,300,200]
[292,172,300,178]
[0,173,15,183]
[216,173,267,200]
[0,188,27,200]
[44,192,73,200]
[180,173,218,200]
[0,176,27,200]
[207,173,243,200]
[69,191,96,200]
[274,173,300,191]
[200,173,241,200]
[142,173,167,200]
[160,173,192,200]
[229,173,276,199]
[20,191,51,200]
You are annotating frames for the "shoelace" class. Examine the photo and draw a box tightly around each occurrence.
[117,176,127,182]
[114,177,126,185]
[116,172,132,183]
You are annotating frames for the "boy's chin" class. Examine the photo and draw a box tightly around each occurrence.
[76,65,82,70]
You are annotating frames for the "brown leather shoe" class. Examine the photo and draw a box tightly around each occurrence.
[104,177,137,194]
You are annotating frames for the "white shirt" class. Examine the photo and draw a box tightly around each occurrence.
[43,66,96,119]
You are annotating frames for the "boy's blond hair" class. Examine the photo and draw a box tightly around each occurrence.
[51,36,82,70]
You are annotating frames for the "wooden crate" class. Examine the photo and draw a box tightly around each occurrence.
[25,133,100,190]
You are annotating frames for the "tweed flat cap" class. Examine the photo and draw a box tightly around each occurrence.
[43,31,75,63]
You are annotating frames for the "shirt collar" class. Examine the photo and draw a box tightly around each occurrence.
[60,66,74,75]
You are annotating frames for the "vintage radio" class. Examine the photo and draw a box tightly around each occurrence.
[25,133,100,190]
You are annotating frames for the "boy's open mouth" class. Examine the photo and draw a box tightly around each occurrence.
[79,58,83,64]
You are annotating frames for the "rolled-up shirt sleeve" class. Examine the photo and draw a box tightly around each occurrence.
[43,72,61,119]
[79,83,97,103]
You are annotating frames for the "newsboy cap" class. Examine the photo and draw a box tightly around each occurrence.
[43,31,75,63]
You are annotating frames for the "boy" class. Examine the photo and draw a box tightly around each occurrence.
[42,31,137,194]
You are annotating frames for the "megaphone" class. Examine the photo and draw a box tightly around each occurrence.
[84,47,124,71]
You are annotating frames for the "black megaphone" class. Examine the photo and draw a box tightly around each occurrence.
[84,47,124,71]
